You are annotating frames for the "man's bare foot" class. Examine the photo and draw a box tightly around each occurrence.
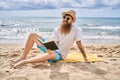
[14,60,27,69]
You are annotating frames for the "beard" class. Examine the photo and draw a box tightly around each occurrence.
[60,20,72,35]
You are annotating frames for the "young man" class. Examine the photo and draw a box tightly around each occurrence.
[14,10,88,68]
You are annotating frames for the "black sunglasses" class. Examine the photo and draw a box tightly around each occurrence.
[63,16,70,21]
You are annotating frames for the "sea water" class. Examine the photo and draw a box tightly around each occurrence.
[0,17,120,45]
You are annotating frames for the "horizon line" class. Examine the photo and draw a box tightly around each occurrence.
[0,16,120,18]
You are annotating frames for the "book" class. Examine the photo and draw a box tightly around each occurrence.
[38,39,58,50]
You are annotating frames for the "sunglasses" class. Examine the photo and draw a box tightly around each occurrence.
[63,16,71,21]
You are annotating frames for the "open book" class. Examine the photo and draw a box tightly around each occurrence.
[38,39,58,50]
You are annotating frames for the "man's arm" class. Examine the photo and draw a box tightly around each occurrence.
[76,40,88,62]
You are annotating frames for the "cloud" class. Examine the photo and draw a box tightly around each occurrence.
[0,0,120,10]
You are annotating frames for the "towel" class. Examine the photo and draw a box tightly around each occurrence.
[60,52,103,62]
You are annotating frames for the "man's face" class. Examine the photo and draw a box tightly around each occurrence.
[62,15,73,24]
[61,15,73,29]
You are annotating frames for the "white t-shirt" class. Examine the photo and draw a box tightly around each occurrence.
[51,25,83,59]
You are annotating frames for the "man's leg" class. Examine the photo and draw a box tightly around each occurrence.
[14,50,56,68]
[15,33,43,63]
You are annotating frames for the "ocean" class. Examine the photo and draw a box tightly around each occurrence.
[0,17,120,45]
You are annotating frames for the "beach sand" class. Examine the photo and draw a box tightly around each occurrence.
[0,43,120,80]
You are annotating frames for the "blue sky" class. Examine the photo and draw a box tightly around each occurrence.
[0,0,120,17]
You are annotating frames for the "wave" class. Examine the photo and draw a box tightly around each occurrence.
[0,33,119,40]
[84,35,120,39]
[0,31,52,40]
[0,22,21,27]
[0,36,25,39]
[0,28,54,35]
[82,26,120,30]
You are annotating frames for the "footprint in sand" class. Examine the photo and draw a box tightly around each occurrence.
[6,77,28,80]
[10,53,20,57]
[50,72,69,80]
[32,63,50,69]
[110,58,117,61]
[0,53,8,57]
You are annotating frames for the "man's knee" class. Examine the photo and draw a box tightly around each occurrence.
[48,52,56,59]
[29,33,37,37]
[29,33,40,39]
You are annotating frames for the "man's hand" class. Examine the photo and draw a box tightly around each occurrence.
[84,57,89,63]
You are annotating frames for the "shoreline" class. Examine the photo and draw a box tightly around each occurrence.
[0,42,120,46]
[0,37,120,46]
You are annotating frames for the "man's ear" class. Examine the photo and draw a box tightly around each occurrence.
[69,18,74,24]
[72,20,74,24]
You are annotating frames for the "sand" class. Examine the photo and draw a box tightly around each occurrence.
[0,43,120,80]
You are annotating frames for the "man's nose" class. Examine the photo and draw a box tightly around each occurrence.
[64,18,68,21]
[64,18,67,21]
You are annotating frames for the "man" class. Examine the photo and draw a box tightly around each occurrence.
[14,10,88,68]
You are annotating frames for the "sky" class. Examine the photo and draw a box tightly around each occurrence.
[0,0,120,17]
